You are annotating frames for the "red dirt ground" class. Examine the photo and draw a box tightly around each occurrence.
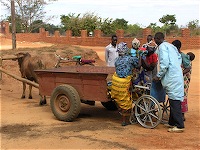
[0,37,200,149]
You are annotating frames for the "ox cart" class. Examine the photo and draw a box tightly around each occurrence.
[35,66,168,129]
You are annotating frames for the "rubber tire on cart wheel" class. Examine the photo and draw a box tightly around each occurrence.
[50,84,81,122]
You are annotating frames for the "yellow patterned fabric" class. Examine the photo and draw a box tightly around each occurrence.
[111,72,132,110]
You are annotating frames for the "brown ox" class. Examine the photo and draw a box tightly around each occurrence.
[14,52,46,105]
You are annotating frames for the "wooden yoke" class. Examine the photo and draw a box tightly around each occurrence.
[0,67,39,88]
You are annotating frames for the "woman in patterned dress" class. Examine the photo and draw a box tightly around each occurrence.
[172,40,195,121]
[111,42,141,126]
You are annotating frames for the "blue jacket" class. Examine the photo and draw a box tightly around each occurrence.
[157,42,184,101]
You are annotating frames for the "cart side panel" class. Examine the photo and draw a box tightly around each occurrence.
[54,73,108,101]
[37,73,56,96]
[36,71,109,102]
[81,74,108,101]
[55,73,84,99]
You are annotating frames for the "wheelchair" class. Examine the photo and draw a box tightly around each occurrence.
[107,71,170,129]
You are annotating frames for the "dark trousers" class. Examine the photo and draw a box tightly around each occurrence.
[168,99,184,128]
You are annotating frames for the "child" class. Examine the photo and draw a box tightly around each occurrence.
[142,35,154,48]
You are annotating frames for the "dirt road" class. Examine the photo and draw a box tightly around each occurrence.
[0,38,200,149]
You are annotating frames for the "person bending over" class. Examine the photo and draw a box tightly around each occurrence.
[111,42,141,126]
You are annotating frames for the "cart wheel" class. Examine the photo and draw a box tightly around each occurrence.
[50,84,81,122]
[160,99,170,123]
[134,95,162,129]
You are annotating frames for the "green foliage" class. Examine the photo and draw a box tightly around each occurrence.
[6,15,24,33]
[59,12,200,37]
[60,13,82,36]
[188,20,200,36]
[112,18,128,30]
[159,14,176,26]
[41,23,60,35]
[2,6,200,37]
[187,20,199,30]
[147,23,162,34]
[61,12,100,36]
[30,20,44,33]
[99,18,115,36]
[1,0,54,33]
[125,24,143,37]
[159,14,177,34]
[80,12,100,32]
[60,12,117,36]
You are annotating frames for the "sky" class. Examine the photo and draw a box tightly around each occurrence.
[1,0,200,27]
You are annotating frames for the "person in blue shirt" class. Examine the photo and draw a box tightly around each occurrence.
[153,32,184,133]
[111,42,141,126]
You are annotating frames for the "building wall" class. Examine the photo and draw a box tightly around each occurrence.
[1,21,200,50]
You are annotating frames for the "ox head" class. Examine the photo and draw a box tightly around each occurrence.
[12,52,31,60]
[12,52,31,67]
[15,52,31,58]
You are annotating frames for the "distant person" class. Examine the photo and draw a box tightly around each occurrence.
[148,42,166,108]
[172,40,196,121]
[141,42,158,82]
[111,42,141,126]
[153,32,184,133]
[142,35,157,48]
[105,35,118,67]
[130,38,140,57]
[141,41,166,103]
[130,38,147,85]
[141,35,158,75]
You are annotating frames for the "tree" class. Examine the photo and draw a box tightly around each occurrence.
[112,18,128,30]
[80,12,100,34]
[99,18,115,36]
[125,24,142,37]
[60,12,116,36]
[159,14,177,35]
[6,15,24,33]
[187,20,199,30]
[187,20,200,36]
[60,13,82,36]
[159,14,176,26]
[1,0,57,32]
[42,23,60,35]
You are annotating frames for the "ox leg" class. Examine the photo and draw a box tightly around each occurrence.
[21,82,26,99]
[28,85,33,99]
[39,94,47,106]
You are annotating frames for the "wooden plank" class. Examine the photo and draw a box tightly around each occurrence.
[0,67,39,88]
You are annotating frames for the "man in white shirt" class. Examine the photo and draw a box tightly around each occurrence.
[105,35,118,67]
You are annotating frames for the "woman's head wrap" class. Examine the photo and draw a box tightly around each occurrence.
[132,38,140,49]
[116,42,129,55]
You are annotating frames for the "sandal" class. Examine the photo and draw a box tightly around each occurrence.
[121,121,131,126]
[121,122,127,126]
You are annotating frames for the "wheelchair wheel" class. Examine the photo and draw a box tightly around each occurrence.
[160,99,170,123]
[134,95,162,129]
